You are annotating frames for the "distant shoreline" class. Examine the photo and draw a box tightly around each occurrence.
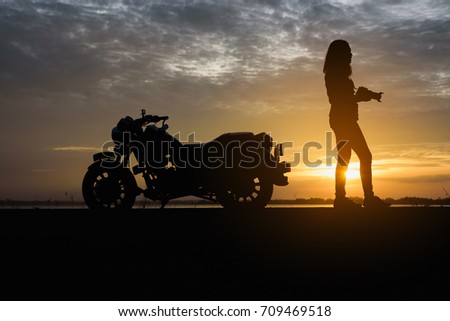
[1,196,449,208]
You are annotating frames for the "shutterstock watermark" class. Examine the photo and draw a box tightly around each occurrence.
[98,131,347,170]
[286,131,347,168]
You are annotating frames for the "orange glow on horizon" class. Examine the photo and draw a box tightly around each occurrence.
[299,160,390,181]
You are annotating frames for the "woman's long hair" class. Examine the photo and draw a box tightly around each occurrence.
[323,39,352,77]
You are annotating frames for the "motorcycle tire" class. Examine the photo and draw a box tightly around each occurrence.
[82,164,137,210]
[217,176,273,211]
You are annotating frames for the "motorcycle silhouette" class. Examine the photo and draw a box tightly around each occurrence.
[82,110,290,210]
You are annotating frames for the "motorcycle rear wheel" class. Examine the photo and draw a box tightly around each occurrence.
[217,176,273,211]
[82,164,136,209]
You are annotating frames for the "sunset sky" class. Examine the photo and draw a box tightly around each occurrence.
[1,0,449,201]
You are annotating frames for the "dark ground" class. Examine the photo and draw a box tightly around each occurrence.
[0,207,449,300]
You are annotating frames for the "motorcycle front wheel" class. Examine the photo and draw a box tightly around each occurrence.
[217,176,273,211]
[82,164,137,209]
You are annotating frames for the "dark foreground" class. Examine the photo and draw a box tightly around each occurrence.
[0,207,449,300]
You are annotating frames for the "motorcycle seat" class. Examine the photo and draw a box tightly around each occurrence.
[182,132,254,149]
[212,132,254,144]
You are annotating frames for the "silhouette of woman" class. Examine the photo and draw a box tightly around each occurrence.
[323,39,390,208]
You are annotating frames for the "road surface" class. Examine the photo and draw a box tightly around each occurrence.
[0,207,449,300]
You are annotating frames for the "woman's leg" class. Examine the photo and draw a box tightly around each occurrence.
[332,126,352,199]
[335,138,352,198]
[350,122,390,207]
[347,122,374,198]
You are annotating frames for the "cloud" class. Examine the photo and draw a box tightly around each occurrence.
[30,168,79,172]
[1,0,449,105]
[381,174,450,183]
[52,146,98,152]
[372,143,450,162]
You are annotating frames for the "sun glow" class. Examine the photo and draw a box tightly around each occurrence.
[345,163,361,180]
[304,161,363,180]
